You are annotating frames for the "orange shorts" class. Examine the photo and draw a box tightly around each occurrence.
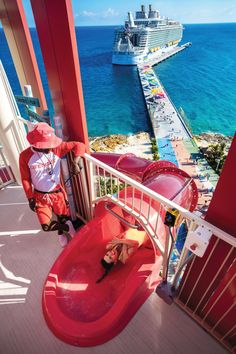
[34,189,69,225]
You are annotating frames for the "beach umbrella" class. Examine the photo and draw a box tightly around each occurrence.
[149,83,158,87]
[151,88,158,94]
[149,80,157,84]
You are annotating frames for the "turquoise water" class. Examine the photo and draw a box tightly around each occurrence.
[155,23,236,136]
[0,23,236,137]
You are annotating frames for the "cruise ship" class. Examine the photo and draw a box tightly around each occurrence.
[112,5,183,65]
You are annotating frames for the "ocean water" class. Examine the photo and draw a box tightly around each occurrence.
[0,23,236,137]
[155,23,236,136]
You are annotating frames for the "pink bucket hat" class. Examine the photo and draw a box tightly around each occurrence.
[27,122,62,149]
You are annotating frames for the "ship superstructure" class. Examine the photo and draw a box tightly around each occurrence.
[112,4,183,65]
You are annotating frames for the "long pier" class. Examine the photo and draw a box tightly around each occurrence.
[144,42,191,67]
[137,45,194,162]
[138,42,193,143]
[137,43,219,213]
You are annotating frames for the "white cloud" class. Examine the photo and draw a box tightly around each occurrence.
[76,8,119,19]
[102,8,119,18]
[221,5,236,16]
[76,10,97,18]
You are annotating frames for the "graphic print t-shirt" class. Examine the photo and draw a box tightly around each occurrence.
[19,141,85,199]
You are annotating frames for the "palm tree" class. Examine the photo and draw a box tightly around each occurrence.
[205,142,226,174]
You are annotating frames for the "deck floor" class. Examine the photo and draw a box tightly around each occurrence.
[0,184,227,354]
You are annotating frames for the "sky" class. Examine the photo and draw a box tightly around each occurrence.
[19,0,236,27]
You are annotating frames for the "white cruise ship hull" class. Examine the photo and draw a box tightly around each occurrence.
[112,44,178,65]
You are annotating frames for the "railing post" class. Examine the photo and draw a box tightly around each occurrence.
[79,158,93,221]
[162,225,172,282]
[174,220,195,277]
[88,159,96,208]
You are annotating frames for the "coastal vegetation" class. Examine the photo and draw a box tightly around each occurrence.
[98,177,125,196]
[195,133,232,175]
[151,138,159,161]
[203,142,227,174]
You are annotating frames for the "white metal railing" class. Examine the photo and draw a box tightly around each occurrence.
[0,61,29,152]
[85,153,236,284]
[0,60,30,184]
[0,146,15,187]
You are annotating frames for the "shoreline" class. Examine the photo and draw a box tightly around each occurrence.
[90,131,230,216]
[90,132,153,159]
[90,131,233,156]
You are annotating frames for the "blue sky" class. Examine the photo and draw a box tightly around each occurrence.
[22,0,236,26]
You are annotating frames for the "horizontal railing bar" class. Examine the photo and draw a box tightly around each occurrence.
[105,203,139,229]
[85,153,236,247]
[94,194,165,255]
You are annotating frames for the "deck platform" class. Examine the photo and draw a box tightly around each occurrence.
[0,184,227,354]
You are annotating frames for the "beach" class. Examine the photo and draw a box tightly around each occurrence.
[90,132,153,160]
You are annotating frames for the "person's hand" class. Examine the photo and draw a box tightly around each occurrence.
[28,198,37,212]
[72,156,83,175]
[71,163,81,175]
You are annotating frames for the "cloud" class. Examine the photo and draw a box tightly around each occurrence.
[102,8,119,18]
[221,5,236,16]
[75,8,119,20]
[75,10,97,18]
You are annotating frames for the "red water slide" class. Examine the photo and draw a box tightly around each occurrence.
[92,152,198,211]
[42,153,198,346]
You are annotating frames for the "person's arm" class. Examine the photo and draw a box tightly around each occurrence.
[118,242,138,264]
[19,152,33,200]
[19,152,36,211]
[54,141,86,159]
[54,141,86,174]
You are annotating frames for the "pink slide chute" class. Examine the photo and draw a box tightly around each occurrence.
[92,152,198,211]
[42,153,198,346]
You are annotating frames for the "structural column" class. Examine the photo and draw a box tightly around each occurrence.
[30,0,89,147]
[0,0,47,113]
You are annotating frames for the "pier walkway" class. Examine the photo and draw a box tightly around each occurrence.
[137,51,219,215]
[144,42,192,67]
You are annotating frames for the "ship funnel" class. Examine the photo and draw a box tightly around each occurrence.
[148,4,158,19]
[136,5,147,19]
[128,12,135,27]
